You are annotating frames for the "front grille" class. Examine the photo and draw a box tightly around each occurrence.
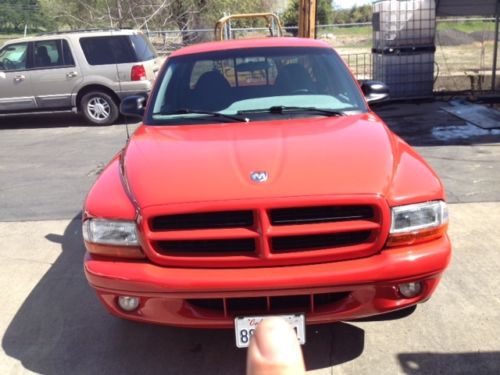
[155,238,255,255]
[270,205,374,225]
[272,230,372,252]
[188,292,350,316]
[151,210,253,231]
[145,199,385,267]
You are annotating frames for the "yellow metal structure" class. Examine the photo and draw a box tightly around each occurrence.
[214,13,284,41]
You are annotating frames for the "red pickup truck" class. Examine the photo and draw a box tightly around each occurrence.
[83,37,450,347]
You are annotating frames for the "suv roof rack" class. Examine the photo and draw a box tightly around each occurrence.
[36,28,132,36]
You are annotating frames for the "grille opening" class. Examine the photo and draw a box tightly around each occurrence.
[155,238,255,254]
[314,292,350,307]
[187,298,224,311]
[151,210,254,231]
[228,297,267,312]
[272,231,372,252]
[187,292,350,315]
[270,205,374,226]
[272,295,310,310]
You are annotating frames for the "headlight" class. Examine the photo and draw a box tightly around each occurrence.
[387,201,448,247]
[83,219,139,246]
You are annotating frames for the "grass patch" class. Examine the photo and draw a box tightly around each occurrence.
[318,25,371,37]
[437,20,496,33]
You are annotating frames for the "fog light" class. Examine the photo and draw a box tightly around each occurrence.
[117,296,140,312]
[398,282,422,298]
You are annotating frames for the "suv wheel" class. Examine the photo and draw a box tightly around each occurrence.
[81,91,119,125]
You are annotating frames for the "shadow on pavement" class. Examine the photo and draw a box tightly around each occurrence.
[398,352,500,374]
[0,113,90,129]
[2,216,365,374]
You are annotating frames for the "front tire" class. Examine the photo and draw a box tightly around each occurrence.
[81,91,119,125]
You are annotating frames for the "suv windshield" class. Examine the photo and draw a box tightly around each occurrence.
[147,47,367,125]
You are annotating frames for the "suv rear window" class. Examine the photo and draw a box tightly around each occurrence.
[129,35,157,61]
[79,35,155,65]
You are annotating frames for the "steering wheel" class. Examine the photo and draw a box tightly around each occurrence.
[2,58,15,70]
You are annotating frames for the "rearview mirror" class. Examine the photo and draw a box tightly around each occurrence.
[359,80,389,103]
[120,95,147,119]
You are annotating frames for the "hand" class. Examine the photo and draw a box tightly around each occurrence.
[246,317,306,375]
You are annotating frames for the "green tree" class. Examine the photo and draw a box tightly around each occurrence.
[283,0,333,27]
[0,0,46,32]
[37,0,270,32]
[333,4,372,24]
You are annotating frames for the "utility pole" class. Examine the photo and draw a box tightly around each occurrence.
[298,0,317,38]
[492,0,499,91]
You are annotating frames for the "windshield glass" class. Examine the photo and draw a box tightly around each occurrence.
[147,46,367,125]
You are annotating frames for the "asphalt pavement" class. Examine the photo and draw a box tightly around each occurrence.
[0,102,499,374]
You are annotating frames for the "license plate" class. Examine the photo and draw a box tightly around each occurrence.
[234,314,306,348]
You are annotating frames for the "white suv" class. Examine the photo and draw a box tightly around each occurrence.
[0,29,160,125]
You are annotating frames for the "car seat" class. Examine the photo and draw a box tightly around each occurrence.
[35,45,51,67]
[190,70,231,111]
[275,63,315,95]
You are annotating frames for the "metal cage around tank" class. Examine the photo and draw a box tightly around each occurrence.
[372,0,437,98]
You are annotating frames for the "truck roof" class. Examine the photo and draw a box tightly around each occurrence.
[169,37,332,57]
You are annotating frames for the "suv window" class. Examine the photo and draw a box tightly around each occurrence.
[33,39,75,68]
[0,42,28,71]
[80,36,135,65]
[80,35,156,65]
[129,34,157,61]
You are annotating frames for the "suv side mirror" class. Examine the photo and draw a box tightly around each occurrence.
[360,81,389,103]
[120,95,147,119]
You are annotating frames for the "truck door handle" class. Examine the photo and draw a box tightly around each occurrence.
[14,74,25,82]
[66,71,78,78]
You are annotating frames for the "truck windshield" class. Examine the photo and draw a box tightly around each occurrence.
[147,46,367,125]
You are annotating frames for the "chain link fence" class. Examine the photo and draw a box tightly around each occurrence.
[1,18,498,94]
[434,18,498,93]
[314,18,499,94]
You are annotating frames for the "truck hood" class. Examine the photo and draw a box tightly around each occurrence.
[123,114,398,209]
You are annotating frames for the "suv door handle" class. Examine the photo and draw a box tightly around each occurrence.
[14,74,25,82]
[66,71,78,78]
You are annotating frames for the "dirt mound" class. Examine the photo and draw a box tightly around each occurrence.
[470,30,497,42]
[436,29,475,46]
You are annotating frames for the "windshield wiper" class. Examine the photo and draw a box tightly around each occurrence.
[238,106,344,117]
[160,108,250,123]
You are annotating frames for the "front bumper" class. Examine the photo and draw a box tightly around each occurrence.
[84,235,451,328]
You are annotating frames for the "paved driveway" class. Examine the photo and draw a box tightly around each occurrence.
[1,105,499,374]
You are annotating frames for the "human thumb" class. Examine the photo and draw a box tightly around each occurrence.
[246,317,306,375]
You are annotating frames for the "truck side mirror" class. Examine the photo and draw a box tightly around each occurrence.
[120,95,147,119]
[360,80,389,103]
